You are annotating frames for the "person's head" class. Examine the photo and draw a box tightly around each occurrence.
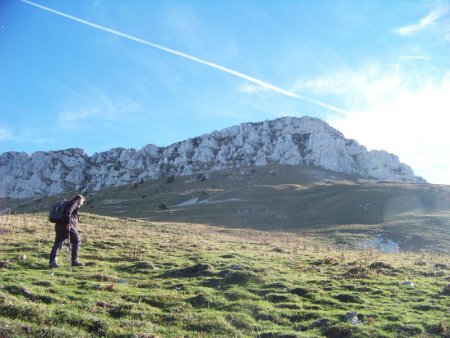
[74,194,85,207]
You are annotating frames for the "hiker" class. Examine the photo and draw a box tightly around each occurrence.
[49,194,85,268]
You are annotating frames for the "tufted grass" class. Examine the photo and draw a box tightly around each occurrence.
[0,212,449,337]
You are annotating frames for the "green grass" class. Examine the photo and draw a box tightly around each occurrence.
[1,213,449,337]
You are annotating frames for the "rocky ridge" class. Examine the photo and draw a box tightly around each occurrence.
[0,116,425,198]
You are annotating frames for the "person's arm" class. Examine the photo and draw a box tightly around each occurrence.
[62,201,78,226]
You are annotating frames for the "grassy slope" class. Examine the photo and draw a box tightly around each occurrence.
[10,164,450,252]
[0,213,449,337]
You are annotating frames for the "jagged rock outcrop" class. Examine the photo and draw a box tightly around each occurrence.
[0,116,425,198]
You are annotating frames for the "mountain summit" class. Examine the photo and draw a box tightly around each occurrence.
[0,116,425,198]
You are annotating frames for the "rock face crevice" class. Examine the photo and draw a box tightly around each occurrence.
[0,116,425,198]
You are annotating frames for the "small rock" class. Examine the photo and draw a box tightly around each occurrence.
[345,311,361,325]
[401,281,415,288]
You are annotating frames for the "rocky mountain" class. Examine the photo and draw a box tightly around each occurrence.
[0,116,425,199]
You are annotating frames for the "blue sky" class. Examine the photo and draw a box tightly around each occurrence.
[1,0,449,184]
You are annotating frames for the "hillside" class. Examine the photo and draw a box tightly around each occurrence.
[2,164,449,336]
[8,164,450,252]
[0,212,449,337]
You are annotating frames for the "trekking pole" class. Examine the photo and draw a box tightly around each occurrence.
[68,228,72,272]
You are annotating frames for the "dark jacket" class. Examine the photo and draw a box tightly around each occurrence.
[56,199,80,230]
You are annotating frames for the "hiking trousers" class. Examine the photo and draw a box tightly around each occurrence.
[49,224,81,263]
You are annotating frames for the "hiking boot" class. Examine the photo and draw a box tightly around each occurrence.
[49,259,59,268]
[72,260,85,267]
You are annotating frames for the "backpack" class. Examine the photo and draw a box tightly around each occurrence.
[49,200,68,223]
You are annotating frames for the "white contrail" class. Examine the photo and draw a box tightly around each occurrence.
[21,0,349,116]
[398,55,450,60]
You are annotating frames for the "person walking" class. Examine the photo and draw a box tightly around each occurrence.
[49,194,85,268]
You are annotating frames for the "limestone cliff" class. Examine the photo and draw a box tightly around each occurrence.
[0,116,425,198]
